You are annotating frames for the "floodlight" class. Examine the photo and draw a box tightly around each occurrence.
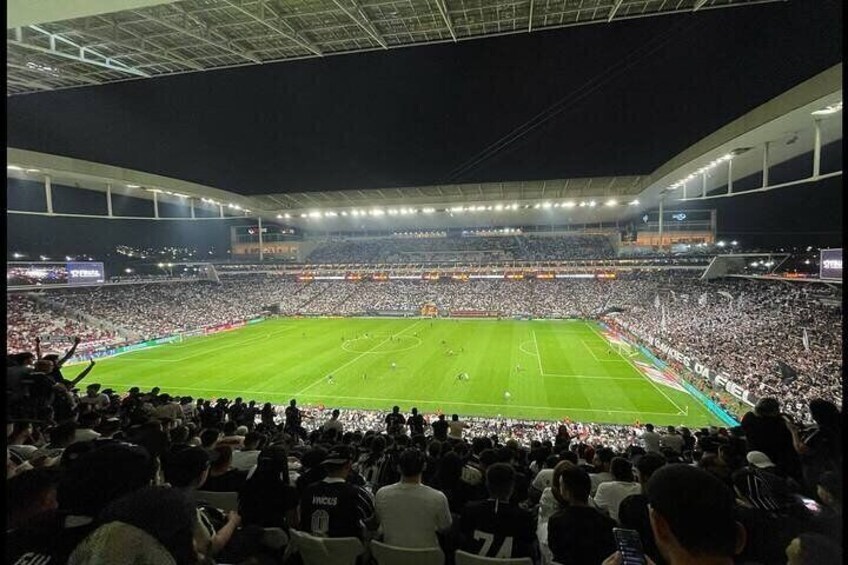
[605,199,617,206]
[563,202,576,208]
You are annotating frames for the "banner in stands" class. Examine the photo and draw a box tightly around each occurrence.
[449,310,499,318]
[611,320,758,406]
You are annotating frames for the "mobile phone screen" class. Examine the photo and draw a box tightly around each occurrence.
[614,528,647,565]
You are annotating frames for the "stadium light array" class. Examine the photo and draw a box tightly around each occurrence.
[13,252,23,258]
[7,165,23,171]
[629,200,639,206]
[605,199,617,207]
[667,153,733,190]
[125,268,134,274]
[39,255,49,261]
[25,169,40,174]
[588,201,597,207]
[717,241,726,247]
[731,240,738,246]
[563,202,576,208]
[127,184,141,188]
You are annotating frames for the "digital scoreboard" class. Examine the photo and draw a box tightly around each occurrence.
[820,248,842,281]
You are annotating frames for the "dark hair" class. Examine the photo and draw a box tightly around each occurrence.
[486,463,515,499]
[244,431,264,450]
[434,451,463,490]
[754,397,780,417]
[645,423,654,432]
[58,443,155,515]
[398,448,425,477]
[170,425,190,445]
[595,447,615,465]
[7,466,62,522]
[213,445,233,469]
[451,414,459,421]
[332,409,340,418]
[560,451,578,465]
[647,464,737,557]
[557,462,591,503]
[162,447,211,488]
[610,457,634,482]
[97,486,199,564]
[809,399,841,430]
[199,428,220,448]
[635,453,666,483]
[479,448,498,467]
[49,421,78,446]
[223,421,237,436]
[794,532,843,565]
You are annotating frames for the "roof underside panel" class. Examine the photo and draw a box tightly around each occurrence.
[6,0,781,95]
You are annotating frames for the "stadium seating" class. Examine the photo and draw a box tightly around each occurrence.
[455,550,533,564]
[289,530,365,565]
[370,540,445,565]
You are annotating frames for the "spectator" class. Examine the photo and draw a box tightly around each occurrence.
[642,424,661,454]
[201,445,248,492]
[741,398,802,480]
[660,426,684,455]
[385,406,406,435]
[449,413,470,440]
[299,445,374,538]
[432,414,449,441]
[638,464,746,565]
[6,466,61,531]
[284,399,305,439]
[594,457,641,522]
[322,408,344,437]
[547,462,617,565]
[618,453,667,564]
[459,462,536,559]
[374,448,452,548]
[73,412,101,444]
[231,431,264,471]
[78,383,109,413]
[590,447,615,496]
[237,445,298,530]
[408,407,426,436]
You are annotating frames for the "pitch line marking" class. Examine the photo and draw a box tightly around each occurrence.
[531,330,545,374]
[293,319,426,397]
[587,323,687,416]
[94,382,680,417]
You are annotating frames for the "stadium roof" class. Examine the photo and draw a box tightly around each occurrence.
[7,0,781,96]
[7,63,841,228]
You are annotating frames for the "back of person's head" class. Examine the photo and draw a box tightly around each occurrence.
[398,448,425,477]
[70,486,199,565]
[255,445,290,482]
[635,453,667,485]
[479,448,498,468]
[809,399,840,430]
[544,454,559,469]
[59,443,155,516]
[243,431,263,450]
[610,457,634,482]
[332,409,340,418]
[451,414,459,421]
[79,411,100,429]
[7,466,62,528]
[411,407,418,415]
[486,463,515,500]
[161,447,211,488]
[647,464,743,561]
[222,421,237,436]
[556,461,590,504]
[560,450,578,465]
[667,425,676,434]
[392,405,399,413]
[199,428,220,448]
[435,451,463,487]
[646,423,655,432]
[595,447,615,466]
[438,414,445,421]
[50,421,78,446]
[212,445,232,470]
[169,425,190,445]
[786,533,843,565]
[754,397,780,417]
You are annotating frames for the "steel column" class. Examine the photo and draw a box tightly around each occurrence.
[762,141,769,188]
[258,216,264,261]
[701,173,707,198]
[153,191,159,219]
[190,199,196,219]
[45,175,54,215]
[658,198,664,249]
[727,159,733,194]
[107,183,113,217]
[813,119,822,177]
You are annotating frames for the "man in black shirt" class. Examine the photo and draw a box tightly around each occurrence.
[460,463,536,559]
[299,445,374,539]
[408,407,426,436]
[547,463,616,565]
[432,414,449,441]
[285,398,306,439]
[385,406,406,435]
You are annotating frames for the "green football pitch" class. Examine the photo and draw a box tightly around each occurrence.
[80,318,725,427]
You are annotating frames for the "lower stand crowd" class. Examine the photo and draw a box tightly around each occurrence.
[6,354,843,565]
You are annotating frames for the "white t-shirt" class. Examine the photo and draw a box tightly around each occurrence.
[661,433,685,453]
[375,482,452,548]
[589,471,613,496]
[448,421,467,439]
[593,481,642,522]
[231,449,260,471]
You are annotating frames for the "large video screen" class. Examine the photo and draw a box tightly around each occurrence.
[7,262,105,286]
[820,248,842,280]
[67,262,105,285]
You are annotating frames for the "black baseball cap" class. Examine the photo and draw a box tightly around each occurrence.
[323,445,354,466]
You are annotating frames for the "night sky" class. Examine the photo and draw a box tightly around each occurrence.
[5,0,843,250]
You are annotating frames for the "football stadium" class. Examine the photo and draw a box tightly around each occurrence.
[6,1,843,564]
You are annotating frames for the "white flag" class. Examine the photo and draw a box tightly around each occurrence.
[698,292,708,306]
[661,305,667,332]
[654,294,660,310]
[802,328,810,352]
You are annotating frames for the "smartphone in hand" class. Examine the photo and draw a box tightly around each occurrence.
[614,528,647,565]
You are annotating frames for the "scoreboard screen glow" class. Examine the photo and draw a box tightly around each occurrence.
[67,262,105,284]
[820,248,842,281]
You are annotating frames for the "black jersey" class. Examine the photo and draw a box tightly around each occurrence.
[299,478,374,539]
[459,499,536,559]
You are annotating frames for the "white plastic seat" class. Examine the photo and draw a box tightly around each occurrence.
[370,540,445,565]
[289,529,365,565]
[195,490,238,512]
[455,549,533,565]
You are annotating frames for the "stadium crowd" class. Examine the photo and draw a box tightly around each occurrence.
[6,270,842,423]
[5,350,843,565]
[306,234,615,264]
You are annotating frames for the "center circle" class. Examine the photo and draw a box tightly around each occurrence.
[341,333,423,354]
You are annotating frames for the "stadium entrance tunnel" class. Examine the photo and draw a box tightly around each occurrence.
[341,333,423,354]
